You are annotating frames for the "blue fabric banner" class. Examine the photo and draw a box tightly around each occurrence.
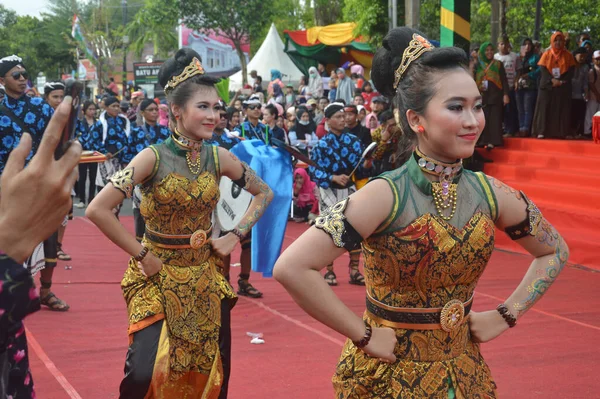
[231,139,292,277]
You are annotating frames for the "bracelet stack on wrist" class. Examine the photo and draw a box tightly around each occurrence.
[352,321,373,349]
[496,303,517,328]
[230,228,245,241]
[134,246,149,262]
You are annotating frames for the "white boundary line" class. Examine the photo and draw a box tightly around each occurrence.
[25,327,83,399]
[239,296,346,346]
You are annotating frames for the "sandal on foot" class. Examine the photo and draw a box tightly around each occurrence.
[349,271,365,286]
[40,292,70,311]
[324,270,338,286]
[238,279,263,298]
[57,250,71,261]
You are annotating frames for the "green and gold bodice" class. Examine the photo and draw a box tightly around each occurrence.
[364,155,498,309]
[139,138,221,266]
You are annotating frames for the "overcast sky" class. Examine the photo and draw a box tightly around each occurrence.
[3,0,48,17]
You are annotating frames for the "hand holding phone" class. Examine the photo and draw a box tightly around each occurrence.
[54,78,83,160]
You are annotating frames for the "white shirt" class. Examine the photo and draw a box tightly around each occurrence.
[494,52,520,88]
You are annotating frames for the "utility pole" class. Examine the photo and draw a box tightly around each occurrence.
[122,0,128,98]
[534,0,542,41]
[405,0,419,29]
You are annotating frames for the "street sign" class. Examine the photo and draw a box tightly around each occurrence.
[133,61,164,86]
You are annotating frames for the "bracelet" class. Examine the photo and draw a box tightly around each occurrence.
[496,303,517,328]
[352,321,373,349]
[134,246,149,262]
[230,228,246,241]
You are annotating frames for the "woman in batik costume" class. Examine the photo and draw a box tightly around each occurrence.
[274,27,569,398]
[87,48,273,399]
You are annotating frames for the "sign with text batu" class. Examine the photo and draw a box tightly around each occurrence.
[133,61,164,85]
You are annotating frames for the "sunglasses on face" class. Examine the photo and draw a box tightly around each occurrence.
[219,114,227,119]
[247,105,261,110]
[7,71,28,80]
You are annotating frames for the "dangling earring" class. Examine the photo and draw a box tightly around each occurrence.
[417,125,425,134]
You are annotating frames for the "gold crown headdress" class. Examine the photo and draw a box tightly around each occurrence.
[164,57,205,94]
[393,34,433,90]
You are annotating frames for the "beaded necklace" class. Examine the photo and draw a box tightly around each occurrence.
[172,129,204,174]
[414,147,463,221]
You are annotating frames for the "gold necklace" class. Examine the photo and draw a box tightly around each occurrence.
[171,129,203,174]
[185,151,202,174]
[414,148,462,221]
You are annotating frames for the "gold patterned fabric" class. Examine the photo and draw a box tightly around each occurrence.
[332,156,499,398]
[121,138,236,396]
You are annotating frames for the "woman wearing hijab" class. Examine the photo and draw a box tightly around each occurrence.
[473,42,509,149]
[532,31,577,139]
[271,83,285,105]
[289,108,318,155]
[307,66,324,99]
[268,69,284,97]
[292,168,318,222]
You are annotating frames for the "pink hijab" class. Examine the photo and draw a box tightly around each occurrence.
[294,168,317,210]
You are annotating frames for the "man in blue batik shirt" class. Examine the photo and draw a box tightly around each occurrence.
[308,102,366,288]
[0,55,71,314]
[235,95,271,144]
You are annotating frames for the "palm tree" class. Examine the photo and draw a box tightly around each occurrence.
[125,0,178,58]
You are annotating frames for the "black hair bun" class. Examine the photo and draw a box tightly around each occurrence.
[372,27,468,97]
[158,48,203,88]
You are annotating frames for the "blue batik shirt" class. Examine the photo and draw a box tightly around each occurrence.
[76,118,100,150]
[124,123,171,163]
[0,95,53,174]
[309,131,363,189]
[207,129,241,150]
[235,120,270,144]
[87,114,130,164]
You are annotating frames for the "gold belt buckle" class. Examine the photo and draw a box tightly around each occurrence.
[190,230,208,249]
[440,299,465,332]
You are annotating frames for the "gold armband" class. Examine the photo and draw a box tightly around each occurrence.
[109,167,135,198]
[314,198,363,251]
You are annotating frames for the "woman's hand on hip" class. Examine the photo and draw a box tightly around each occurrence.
[469,310,509,343]
[138,252,163,277]
[362,327,397,363]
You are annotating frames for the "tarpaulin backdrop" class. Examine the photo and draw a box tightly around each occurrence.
[283,22,375,77]
[230,140,293,277]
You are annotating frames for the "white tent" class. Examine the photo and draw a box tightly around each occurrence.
[229,24,304,91]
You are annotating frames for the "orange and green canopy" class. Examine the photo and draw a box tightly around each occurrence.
[283,23,374,76]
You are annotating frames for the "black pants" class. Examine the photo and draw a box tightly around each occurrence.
[77,163,97,204]
[43,231,58,268]
[133,209,146,242]
[119,300,232,399]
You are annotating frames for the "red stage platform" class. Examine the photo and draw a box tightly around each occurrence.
[479,138,600,270]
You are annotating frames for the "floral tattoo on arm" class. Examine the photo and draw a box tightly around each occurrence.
[490,177,522,200]
[227,152,274,236]
[513,218,569,316]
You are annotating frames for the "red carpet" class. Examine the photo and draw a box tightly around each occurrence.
[479,138,600,270]
[25,217,600,398]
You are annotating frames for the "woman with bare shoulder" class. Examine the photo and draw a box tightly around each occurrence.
[87,48,273,398]
[273,27,569,398]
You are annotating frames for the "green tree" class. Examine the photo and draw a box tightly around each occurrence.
[180,0,275,85]
[125,0,178,58]
[314,0,344,26]
[343,0,405,47]
[250,0,313,55]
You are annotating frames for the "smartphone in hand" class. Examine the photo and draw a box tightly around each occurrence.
[54,78,83,160]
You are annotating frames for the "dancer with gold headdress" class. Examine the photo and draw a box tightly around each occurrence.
[274,27,569,398]
[87,48,273,399]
